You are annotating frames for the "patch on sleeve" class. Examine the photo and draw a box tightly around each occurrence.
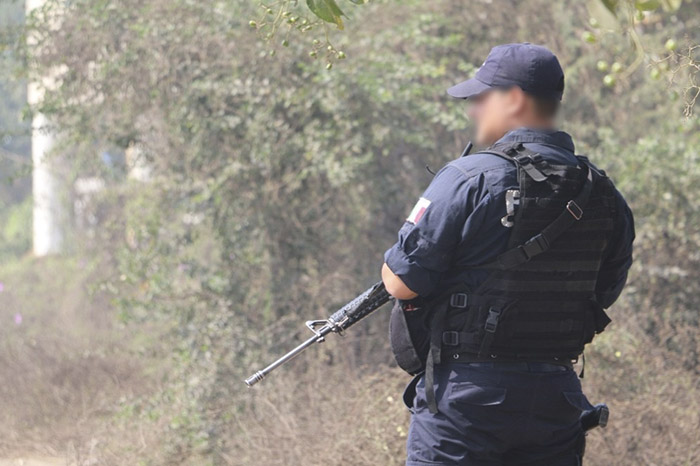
[407,197,431,225]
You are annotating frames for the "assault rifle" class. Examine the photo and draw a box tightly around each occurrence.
[244,281,392,387]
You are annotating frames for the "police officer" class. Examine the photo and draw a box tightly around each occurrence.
[381,43,635,466]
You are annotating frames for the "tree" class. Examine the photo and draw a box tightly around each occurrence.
[253,0,700,115]
[10,0,700,463]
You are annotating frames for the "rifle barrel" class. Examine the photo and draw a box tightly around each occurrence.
[244,328,329,387]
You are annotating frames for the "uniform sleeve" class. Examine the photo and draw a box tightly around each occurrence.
[383,165,486,297]
[595,189,635,308]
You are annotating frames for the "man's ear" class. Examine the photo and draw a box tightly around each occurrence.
[501,86,521,118]
[509,86,529,117]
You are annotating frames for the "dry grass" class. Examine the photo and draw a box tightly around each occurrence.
[0,257,698,466]
[0,256,157,465]
[229,333,700,466]
[231,363,410,466]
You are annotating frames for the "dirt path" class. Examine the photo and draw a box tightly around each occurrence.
[0,457,66,466]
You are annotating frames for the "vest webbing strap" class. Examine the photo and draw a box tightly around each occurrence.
[479,163,593,270]
[424,285,470,414]
[424,297,449,414]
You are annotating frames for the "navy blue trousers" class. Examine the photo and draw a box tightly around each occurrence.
[404,361,592,466]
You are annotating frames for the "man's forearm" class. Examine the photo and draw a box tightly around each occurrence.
[381,262,419,300]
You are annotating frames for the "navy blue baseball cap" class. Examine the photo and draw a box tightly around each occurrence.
[447,43,565,101]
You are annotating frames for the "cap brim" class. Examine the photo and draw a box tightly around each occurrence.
[446,77,493,99]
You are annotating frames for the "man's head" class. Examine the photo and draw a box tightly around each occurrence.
[447,43,564,146]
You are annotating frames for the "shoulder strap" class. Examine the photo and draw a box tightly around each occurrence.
[479,163,594,270]
[576,154,607,178]
[478,142,549,182]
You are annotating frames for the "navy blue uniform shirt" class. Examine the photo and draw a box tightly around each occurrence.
[384,127,635,308]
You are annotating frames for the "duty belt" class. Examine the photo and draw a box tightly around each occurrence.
[443,350,576,370]
[450,360,574,372]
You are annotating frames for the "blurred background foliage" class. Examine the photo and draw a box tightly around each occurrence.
[0,0,698,464]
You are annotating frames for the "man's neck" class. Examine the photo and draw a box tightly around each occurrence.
[509,116,556,131]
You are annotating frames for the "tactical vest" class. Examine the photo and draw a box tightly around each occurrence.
[437,141,617,362]
[391,141,618,414]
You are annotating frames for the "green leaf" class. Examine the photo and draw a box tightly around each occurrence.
[306,0,345,29]
[601,0,619,14]
[660,0,683,11]
[586,0,621,30]
[346,0,368,4]
[326,0,345,19]
[635,0,660,11]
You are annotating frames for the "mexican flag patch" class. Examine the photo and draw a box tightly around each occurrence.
[407,197,431,225]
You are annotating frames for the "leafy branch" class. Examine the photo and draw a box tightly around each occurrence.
[582,0,699,113]
[248,0,362,67]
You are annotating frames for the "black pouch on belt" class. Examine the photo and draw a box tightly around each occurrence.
[389,297,431,375]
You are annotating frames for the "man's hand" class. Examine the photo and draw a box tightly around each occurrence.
[381,263,419,300]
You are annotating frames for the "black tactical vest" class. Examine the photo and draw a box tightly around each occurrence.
[390,142,615,413]
[390,140,618,414]
[438,141,617,361]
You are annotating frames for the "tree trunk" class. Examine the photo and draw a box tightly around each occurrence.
[27,0,65,256]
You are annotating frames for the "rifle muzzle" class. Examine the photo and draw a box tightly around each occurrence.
[244,371,265,387]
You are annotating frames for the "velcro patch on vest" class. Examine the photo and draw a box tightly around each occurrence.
[407,197,431,224]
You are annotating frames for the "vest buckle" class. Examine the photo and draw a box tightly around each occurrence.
[567,200,583,220]
[521,233,549,260]
[442,331,460,346]
[484,308,502,333]
[450,293,469,308]
[514,154,531,164]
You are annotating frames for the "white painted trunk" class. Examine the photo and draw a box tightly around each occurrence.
[27,0,65,256]
[30,112,64,255]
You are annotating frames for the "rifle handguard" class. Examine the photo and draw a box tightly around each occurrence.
[328,282,392,331]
